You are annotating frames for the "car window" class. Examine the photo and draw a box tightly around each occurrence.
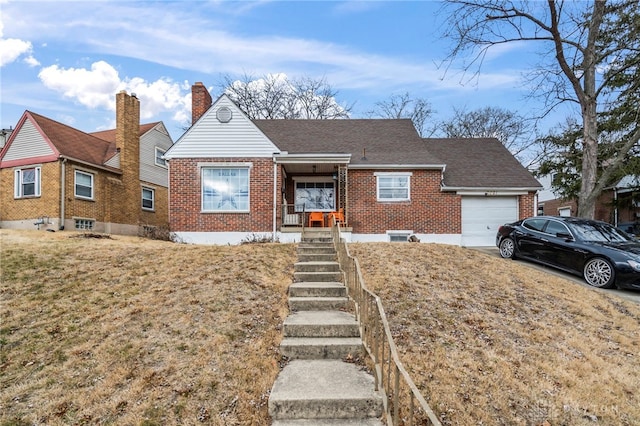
[522,218,547,232]
[545,220,571,237]
[571,222,631,242]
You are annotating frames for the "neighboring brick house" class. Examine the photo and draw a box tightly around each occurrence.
[164,83,541,246]
[0,91,173,235]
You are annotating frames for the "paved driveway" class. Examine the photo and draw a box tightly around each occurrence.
[472,247,640,304]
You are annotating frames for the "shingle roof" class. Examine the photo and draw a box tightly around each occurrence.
[423,138,542,189]
[27,111,158,168]
[28,111,115,166]
[90,122,158,143]
[253,119,444,166]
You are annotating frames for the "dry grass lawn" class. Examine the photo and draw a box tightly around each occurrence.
[1,230,296,425]
[2,231,639,425]
[349,242,640,426]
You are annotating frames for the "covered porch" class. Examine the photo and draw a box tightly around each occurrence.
[274,153,351,231]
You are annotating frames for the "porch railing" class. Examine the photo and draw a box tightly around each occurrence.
[330,221,441,426]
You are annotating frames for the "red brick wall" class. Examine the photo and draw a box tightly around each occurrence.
[518,193,537,219]
[169,157,276,232]
[192,82,212,124]
[347,169,461,234]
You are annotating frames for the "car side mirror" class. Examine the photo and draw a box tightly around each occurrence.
[556,232,573,240]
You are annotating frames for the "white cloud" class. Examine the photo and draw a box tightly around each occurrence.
[37,60,191,125]
[24,55,40,67]
[0,37,33,67]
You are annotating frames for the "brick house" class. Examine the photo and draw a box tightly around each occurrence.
[0,91,173,234]
[164,83,541,246]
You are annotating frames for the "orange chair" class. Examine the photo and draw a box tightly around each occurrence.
[308,212,325,227]
[328,208,345,226]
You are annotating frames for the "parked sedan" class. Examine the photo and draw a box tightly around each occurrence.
[496,216,640,290]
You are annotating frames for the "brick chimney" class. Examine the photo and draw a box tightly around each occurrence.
[192,82,212,124]
[114,90,141,223]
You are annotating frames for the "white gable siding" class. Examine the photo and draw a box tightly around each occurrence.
[104,152,120,168]
[140,123,172,187]
[165,96,280,159]
[3,119,55,161]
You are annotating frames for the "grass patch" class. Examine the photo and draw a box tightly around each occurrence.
[0,230,295,425]
[349,242,640,426]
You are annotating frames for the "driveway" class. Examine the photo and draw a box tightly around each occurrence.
[472,247,640,304]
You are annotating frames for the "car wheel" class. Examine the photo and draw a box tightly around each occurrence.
[583,257,616,289]
[499,237,517,259]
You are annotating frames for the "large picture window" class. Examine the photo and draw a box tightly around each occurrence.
[14,167,41,198]
[75,170,94,199]
[295,181,335,212]
[376,172,411,201]
[202,167,249,212]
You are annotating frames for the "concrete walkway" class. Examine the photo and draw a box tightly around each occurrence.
[269,230,384,425]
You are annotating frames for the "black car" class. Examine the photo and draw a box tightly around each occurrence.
[496,215,640,290]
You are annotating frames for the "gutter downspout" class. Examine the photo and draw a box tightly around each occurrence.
[60,158,67,230]
[614,187,618,227]
[272,158,278,242]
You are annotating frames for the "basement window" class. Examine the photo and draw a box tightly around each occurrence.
[387,231,412,242]
[74,219,95,230]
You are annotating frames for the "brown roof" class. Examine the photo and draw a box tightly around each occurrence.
[28,111,115,166]
[27,112,158,168]
[90,122,158,143]
[254,119,444,166]
[423,138,541,189]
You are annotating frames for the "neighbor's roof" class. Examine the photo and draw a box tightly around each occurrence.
[423,138,542,189]
[90,122,159,143]
[254,119,445,167]
[28,111,117,166]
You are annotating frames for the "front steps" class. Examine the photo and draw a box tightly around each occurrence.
[269,229,384,425]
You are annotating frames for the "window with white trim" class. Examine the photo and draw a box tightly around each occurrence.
[155,147,167,167]
[14,167,41,198]
[142,187,155,210]
[75,170,94,199]
[202,166,249,212]
[376,172,411,201]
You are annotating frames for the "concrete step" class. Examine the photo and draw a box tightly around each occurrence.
[269,360,383,420]
[272,418,384,425]
[289,296,349,311]
[295,261,340,273]
[294,271,343,283]
[284,311,360,338]
[302,237,333,244]
[280,337,363,360]
[297,253,337,262]
[289,282,346,298]
[298,243,334,251]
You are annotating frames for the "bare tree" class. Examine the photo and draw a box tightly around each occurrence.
[442,0,640,219]
[439,106,538,168]
[366,92,434,137]
[221,73,353,120]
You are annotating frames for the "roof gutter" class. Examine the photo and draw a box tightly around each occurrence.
[348,164,446,170]
[273,153,351,164]
[442,187,541,196]
[59,155,122,174]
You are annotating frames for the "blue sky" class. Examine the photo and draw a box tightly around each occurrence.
[0,0,564,141]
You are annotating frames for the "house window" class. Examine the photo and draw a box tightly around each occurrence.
[75,219,94,230]
[387,231,411,242]
[155,147,167,167]
[376,172,411,201]
[202,166,249,212]
[142,187,155,211]
[295,181,335,212]
[75,171,94,199]
[14,167,41,198]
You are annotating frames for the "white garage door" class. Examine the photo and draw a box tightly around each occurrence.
[461,196,518,247]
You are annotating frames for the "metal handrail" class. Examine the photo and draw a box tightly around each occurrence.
[330,220,441,426]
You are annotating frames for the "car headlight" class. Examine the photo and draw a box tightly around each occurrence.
[626,259,640,272]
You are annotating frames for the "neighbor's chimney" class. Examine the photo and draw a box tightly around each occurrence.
[192,82,212,125]
[114,90,141,218]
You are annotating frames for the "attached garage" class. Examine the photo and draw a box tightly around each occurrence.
[461,196,518,247]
